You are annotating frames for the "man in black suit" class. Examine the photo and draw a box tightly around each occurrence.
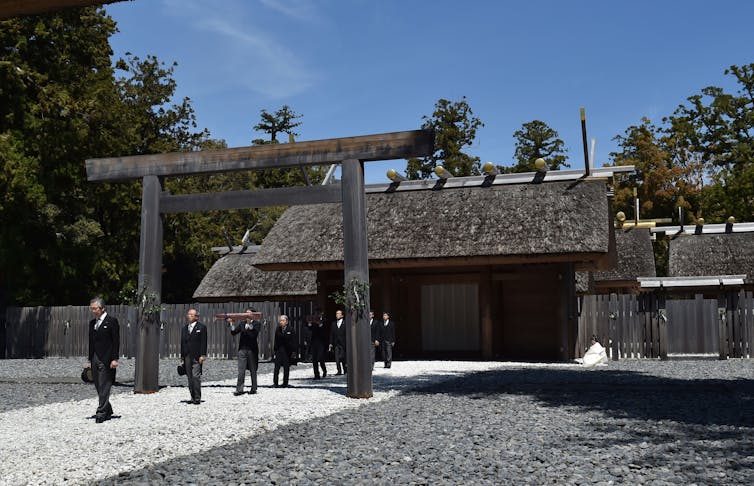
[369,310,381,370]
[228,308,260,395]
[85,297,119,423]
[306,311,328,379]
[381,311,396,368]
[181,308,207,404]
[329,309,347,375]
[273,315,296,387]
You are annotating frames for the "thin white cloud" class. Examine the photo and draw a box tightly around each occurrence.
[258,0,322,23]
[160,0,320,99]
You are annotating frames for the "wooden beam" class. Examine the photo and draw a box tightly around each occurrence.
[0,0,122,19]
[86,129,435,182]
[159,184,342,214]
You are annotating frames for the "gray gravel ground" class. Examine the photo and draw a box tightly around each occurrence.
[1,358,753,485]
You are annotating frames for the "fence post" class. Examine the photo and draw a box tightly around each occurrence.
[718,294,728,360]
[658,293,668,360]
[609,293,619,361]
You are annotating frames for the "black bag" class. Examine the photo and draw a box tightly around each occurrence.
[81,367,93,383]
[177,364,186,376]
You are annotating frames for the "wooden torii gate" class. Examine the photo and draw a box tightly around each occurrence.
[86,130,434,398]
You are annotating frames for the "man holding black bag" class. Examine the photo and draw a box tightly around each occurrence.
[273,315,296,388]
[181,308,207,404]
[85,297,119,423]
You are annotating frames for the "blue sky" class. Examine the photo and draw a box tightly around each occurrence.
[105,0,754,184]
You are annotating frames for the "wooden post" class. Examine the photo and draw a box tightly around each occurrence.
[134,175,163,393]
[718,293,727,360]
[609,293,619,361]
[561,263,577,361]
[480,269,493,359]
[658,293,668,360]
[729,291,740,358]
[341,159,373,398]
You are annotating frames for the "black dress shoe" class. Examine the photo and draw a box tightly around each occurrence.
[313,375,320,380]
[248,390,257,394]
[273,384,280,388]
[95,416,105,424]
[335,372,342,375]
[233,391,244,396]
[192,399,201,404]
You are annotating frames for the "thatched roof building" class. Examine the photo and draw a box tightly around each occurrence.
[669,232,754,285]
[193,253,316,302]
[245,177,616,361]
[253,179,611,270]
[577,228,656,294]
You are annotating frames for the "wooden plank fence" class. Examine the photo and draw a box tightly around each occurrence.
[2,301,314,361]
[576,291,754,360]
[5,294,753,361]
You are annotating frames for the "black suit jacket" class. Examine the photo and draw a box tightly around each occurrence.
[89,314,120,363]
[231,319,260,352]
[307,320,329,345]
[370,318,381,341]
[274,325,297,356]
[181,322,208,360]
[381,319,396,342]
[330,319,346,348]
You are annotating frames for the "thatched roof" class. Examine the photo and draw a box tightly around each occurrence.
[193,253,316,302]
[575,229,655,293]
[669,233,754,283]
[594,229,656,281]
[575,271,594,294]
[253,179,611,270]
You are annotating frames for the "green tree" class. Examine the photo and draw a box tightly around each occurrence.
[406,97,484,179]
[251,105,302,145]
[664,63,754,222]
[249,105,324,188]
[0,8,124,304]
[505,120,569,172]
[610,118,700,223]
[0,8,216,305]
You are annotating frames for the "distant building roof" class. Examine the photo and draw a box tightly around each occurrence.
[253,179,612,271]
[193,253,316,302]
[576,228,656,294]
[669,232,754,284]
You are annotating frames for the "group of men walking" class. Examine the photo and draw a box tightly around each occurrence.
[84,299,396,422]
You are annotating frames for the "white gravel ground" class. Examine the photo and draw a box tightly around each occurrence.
[0,360,517,485]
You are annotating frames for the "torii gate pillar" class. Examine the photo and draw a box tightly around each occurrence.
[341,159,373,398]
[134,175,163,393]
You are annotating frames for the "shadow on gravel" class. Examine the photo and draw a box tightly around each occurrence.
[407,366,754,429]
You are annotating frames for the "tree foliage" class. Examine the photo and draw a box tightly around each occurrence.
[251,105,302,145]
[0,8,216,305]
[505,120,569,173]
[406,97,484,179]
[663,63,754,222]
[610,118,701,223]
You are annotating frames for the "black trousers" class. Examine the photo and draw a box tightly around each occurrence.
[310,341,327,378]
[237,348,258,392]
[184,355,202,401]
[333,344,347,374]
[382,341,394,368]
[274,351,291,386]
[92,354,114,418]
